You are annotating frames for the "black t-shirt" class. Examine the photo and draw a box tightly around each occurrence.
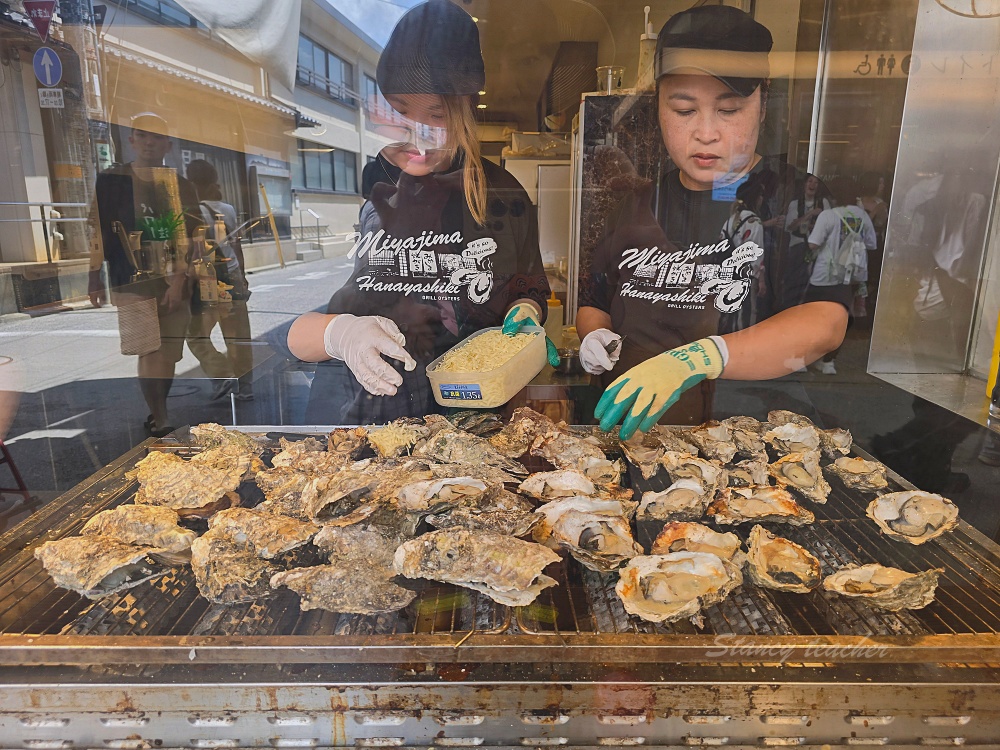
[310,157,551,425]
[581,157,850,423]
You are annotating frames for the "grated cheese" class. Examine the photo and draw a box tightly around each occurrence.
[433,330,536,373]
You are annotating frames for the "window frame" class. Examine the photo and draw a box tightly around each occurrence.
[296,35,356,107]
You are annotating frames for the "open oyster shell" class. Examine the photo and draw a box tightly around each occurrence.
[866,491,959,545]
[659,452,728,494]
[190,530,277,604]
[769,451,831,504]
[34,536,168,599]
[822,564,943,610]
[763,422,822,455]
[206,507,318,559]
[767,410,814,428]
[395,477,489,514]
[825,457,888,493]
[819,428,852,459]
[707,485,815,526]
[728,458,769,488]
[81,504,197,555]
[637,478,712,522]
[720,416,767,459]
[427,487,540,537]
[620,434,666,480]
[271,565,416,615]
[489,407,559,458]
[129,451,242,515]
[518,470,633,507]
[531,428,619,483]
[746,525,821,593]
[533,497,642,572]
[328,427,371,461]
[393,528,560,607]
[616,552,743,625]
[651,522,743,563]
[684,421,738,464]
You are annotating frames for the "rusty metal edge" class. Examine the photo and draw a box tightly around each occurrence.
[2,632,1000,665]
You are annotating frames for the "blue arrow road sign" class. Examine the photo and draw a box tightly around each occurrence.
[32,47,62,88]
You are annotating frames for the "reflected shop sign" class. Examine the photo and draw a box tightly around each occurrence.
[23,0,56,41]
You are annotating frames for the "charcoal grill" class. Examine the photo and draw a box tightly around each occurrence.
[1,427,999,748]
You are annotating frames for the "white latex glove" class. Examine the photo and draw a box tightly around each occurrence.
[579,328,622,375]
[323,314,417,396]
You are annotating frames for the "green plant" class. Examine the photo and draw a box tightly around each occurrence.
[141,210,185,242]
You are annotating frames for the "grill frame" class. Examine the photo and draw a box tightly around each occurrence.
[2,428,1000,668]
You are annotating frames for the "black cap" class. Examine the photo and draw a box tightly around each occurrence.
[655,6,772,97]
[377,0,485,97]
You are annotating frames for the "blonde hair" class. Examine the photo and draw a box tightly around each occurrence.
[441,95,487,226]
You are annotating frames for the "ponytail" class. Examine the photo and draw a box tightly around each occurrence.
[442,95,487,226]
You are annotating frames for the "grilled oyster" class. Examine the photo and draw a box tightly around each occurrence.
[368,418,428,458]
[190,530,277,604]
[489,407,559,458]
[763,422,822,455]
[823,564,943,611]
[34,536,167,599]
[190,444,264,482]
[577,456,625,486]
[448,410,505,437]
[190,423,264,453]
[206,507,318,559]
[866,491,959,545]
[769,451,831,504]
[396,476,489,514]
[616,552,743,625]
[81,504,196,560]
[649,425,699,456]
[393,528,560,606]
[720,416,767,459]
[314,523,407,568]
[301,460,416,526]
[271,438,351,475]
[820,428,852,459]
[533,497,642,572]
[659,452,728,494]
[427,460,521,486]
[272,436,324,464]
[684,421,738,463]
[255,467,313,520]
[414,427,528,477]
[707,485,815,526]
[651,522,743,562]
[128,451,241,517]
[271,565,416,614]
[530,428,617,481]
[767,410,815,428]
[427,487,540,537]
[728,457,769,488]
[328,427,370,461]
[518,470,633,505]
[825,457,888,493]
[745,525,821,593]
[620,433,666,479]
[637,478,712,522]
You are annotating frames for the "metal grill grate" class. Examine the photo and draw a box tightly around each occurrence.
[1,436,999,666]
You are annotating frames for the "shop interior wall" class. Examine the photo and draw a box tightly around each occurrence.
[869,0,1000,377]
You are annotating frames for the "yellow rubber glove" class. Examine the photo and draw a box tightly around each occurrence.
[503,302,560,367]
[595,338,725,440]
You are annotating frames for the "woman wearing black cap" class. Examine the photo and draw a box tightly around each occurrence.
[287,0,552,424]
[577,6,850,439]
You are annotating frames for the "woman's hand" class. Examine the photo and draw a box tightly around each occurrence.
[595,338,725,439]
[323,314,417,396]
[579,328,622,375]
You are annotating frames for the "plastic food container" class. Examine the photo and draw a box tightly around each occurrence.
[426,325,546,408]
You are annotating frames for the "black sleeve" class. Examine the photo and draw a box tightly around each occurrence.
[803,283,853,312]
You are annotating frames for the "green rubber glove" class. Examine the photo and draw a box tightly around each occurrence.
[503,303,561,368]
[595,338,725,440]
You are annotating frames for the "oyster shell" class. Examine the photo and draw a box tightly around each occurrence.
[271,565,416,614]
[34,536,167,599]
[427,460,521,486]
[81,504,196,555]
[393,528,560,606]
[489,407,559,458]
[684,421,738,463]
[190,423,264,453]
[190,530,277,604]
[328,427,371,461]
[427,487,540,537]
[649,425,699,456]
[271,438,352,475]
[272,436,325,464]
[206,507,318,559]
[414,427,528,477]
[825,457,888,493]
[368,418,428,458]
[659,452,728,494]
[448,410,505,437]
[650,522,742,562]
[517,470,633,505]
[620,433,666,479]
[637,478,712,522]
[866,491,959,545]
[616,552,743,625]
[530,428,616,481]
[302,460,423,526]
[763,422,822,455]
[728,458,769,488]
[576,456,624,486]
[745,525,821,593]
[395,476,489,514]
[707,485,815,526]
[767,410,814,428]
[314,523,407,568]
[822,564,943,610]
[190,443,264,482]
[769,451,831,504]
[720,416,767,459]
[532,496,642,572]
[255,467,313,520]
[820,428,852,459]
[129,451,242,516]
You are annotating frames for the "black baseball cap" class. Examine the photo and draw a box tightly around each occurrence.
[655,6,772,97]
[377,0,485,97]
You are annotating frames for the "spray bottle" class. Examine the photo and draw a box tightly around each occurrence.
[635,6,658,92]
